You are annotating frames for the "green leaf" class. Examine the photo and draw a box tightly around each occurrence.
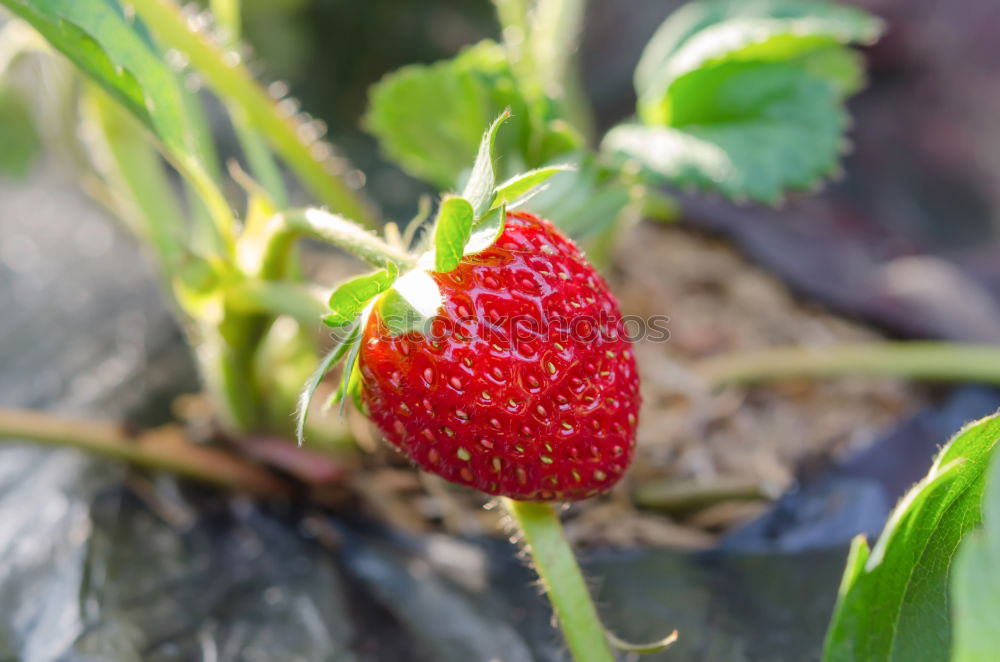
[365,41,529,189]
[798,45,867,98]
[295,324,360,445]
[621,0,882,202]
[0,84,40,178]
[431,196,474,273]
[492,164,573,210]
[462,109,511,217]
[365,40,581,193]
[324,262,399,327]
[951,437,1000,662]
[379,269,444,336]
[605,62,844,203]
[635,0,883,116]
[1,0,215,174]
[463,204,507,257]
[823,413,1000,662]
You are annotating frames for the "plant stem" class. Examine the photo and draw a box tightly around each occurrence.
[127,0,377,226]
[494,0,537,98]
[640,187,680,223]
[0,407,292,497]
[495,0,593,148]
[531,0,591,137]
[207,324,266,432]
[695,342,1000,389]
[233,117,289,207]
[210,0,289,207]
[225,280,327,328]
[175,156,237,254]
[209,0,241,40]
[503,499,617,662]
[266,209,416,273]
[83,87,187,281]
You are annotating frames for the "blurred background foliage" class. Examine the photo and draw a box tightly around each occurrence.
[236,0,499,217]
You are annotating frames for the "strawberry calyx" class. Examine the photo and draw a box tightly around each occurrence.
[296,111,572,444]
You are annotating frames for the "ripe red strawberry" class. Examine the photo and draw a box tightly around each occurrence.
[358,212,640,501]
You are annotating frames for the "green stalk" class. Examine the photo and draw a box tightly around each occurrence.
[531,0,591,137]
[83,87,187,280]
[503,499,617,662]
[208,325,264,432]
[176,156,237,254]
[696,342,1000,389]
[127,0,377,226]
[232,117,288,207]
[210,0,289,207]
[209,0,241,39]
[263,209,417,276]
[224,280,326,328]
[0,407,291,496]
[82,86,252,432]
[494,0,538,99]
[493,0,551,164]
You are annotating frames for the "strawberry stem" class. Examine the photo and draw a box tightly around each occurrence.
[695,341,1000,389]
[503,499,617,662]
[266,209,417,273]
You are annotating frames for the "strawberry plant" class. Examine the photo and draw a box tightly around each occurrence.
[2,0,1000,659]
[823,413,1000,662]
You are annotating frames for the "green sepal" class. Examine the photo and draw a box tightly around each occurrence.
[462,108,511,217]
[431,196,475,273]
[324,262,399,327]
[418,114,563,267]
[295,323,361,445]
[463,203,507,257]
[379,269,444,336]
[336,328,364,417]
[491,165,574,210]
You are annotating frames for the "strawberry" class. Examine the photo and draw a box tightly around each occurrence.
[300,111,640,501]
[357,211,640,501]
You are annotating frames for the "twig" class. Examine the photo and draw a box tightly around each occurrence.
[695,342,1000,389]
[633,477,779,514]
[0,407,293,498]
